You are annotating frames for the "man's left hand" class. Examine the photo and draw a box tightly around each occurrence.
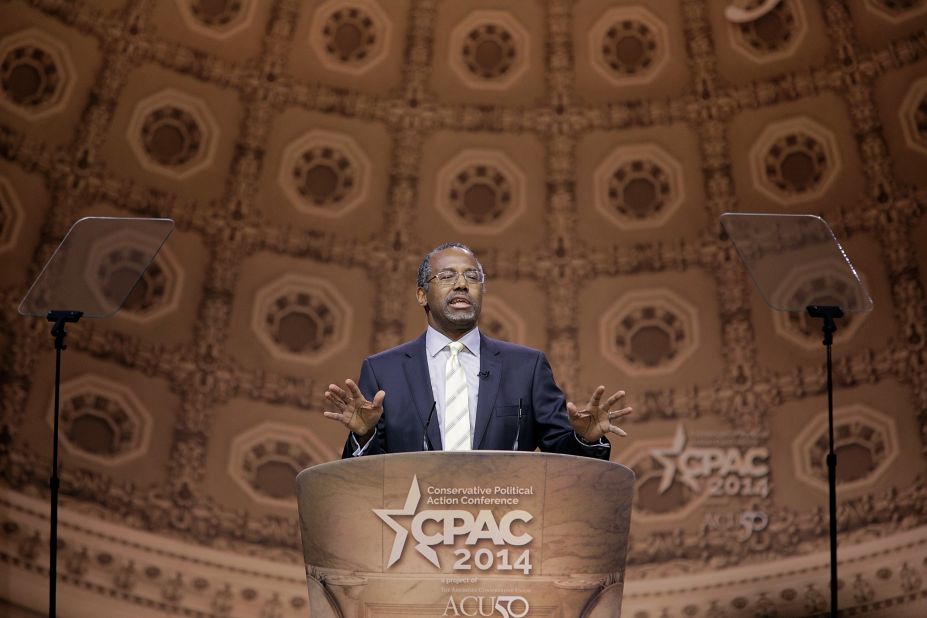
[567,386,632,443]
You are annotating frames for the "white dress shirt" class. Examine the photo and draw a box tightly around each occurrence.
[425,325,481,447]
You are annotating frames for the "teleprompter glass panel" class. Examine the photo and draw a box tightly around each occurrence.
[720,213,872,314]
[18,217,174,318]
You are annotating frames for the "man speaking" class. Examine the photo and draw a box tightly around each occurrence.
[323,243,631,458]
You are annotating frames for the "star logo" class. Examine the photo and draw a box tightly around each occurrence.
[650,424,699,494]
[373,476,440,568]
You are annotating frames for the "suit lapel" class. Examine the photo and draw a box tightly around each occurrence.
[402,333,442,450]
[473,335,502,449]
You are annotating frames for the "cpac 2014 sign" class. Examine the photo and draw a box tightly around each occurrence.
[374,476,535,574]
[650,424,771,498]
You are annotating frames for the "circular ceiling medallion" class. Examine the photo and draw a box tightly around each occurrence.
[126,89,220,180]
[433,149,526,234]
[251,274,352,366]
[309,0,392,75]
[174,0,258,39]
[49,375,153,466]
[141,107,203,167]
[593,143,685,229]
[277,129,370,217]
[462,23,517,80]
[323,7,377,63]
[0,28,76,120]
[728,0,806,63]
[589,7,670,86]
[748,116,841,205]
[599,288,700,376]
[228,423,337,507]
[449,10,530,90]
[792,404,899,493]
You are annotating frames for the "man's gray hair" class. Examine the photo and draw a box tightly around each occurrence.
[417,242,485,291]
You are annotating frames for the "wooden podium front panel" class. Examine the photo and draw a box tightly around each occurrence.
[298,453,387,572]
[297,452,634,617]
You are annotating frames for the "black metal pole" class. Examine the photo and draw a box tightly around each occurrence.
[825,333,838,618]
[807,304,842,618]
[46,310,82,618]
[50,341,61,618]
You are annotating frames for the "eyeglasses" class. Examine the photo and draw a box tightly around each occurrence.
[427,269,485,286]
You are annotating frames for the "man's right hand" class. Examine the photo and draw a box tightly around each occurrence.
[322,379,385,444]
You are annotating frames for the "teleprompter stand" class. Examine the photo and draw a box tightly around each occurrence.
[805,303,844,617]
[18,217,174,617]
[721,214,872,618]
[46,309,82,618]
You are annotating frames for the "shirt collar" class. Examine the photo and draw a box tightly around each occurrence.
[426,325,481,358]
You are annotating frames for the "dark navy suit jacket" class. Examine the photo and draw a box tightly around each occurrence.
[341,332,611,459]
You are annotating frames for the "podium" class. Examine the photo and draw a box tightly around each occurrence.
[296,452,634,617]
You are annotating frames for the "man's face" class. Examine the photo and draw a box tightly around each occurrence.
[416,248,484,338]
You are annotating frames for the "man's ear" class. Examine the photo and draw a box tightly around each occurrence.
[416,287,428,310]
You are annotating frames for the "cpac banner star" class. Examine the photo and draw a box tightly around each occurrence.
[374,476,535,574]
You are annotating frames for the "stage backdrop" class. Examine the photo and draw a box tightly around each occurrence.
[1,0,926,616]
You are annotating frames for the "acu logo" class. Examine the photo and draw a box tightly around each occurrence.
[443,595,529,617]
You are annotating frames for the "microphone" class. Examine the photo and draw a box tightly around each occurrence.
[422,400,437,451]
[477,370,490,379]
[513,398,523,451]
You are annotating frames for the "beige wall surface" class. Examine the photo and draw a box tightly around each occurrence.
[0,0,926,616]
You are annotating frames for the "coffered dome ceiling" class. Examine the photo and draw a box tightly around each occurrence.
[1,0,926,616]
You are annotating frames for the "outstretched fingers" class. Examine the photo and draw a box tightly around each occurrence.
[322,406,353,428]
[566,401,587,419]
[605,390,626,409]
[586,385,606,410]
[608,424,628,437]
[323,381,358,427]
[572,387,631,440]
[322,379,386,432]
[344,379,364,402]
[326,383,349,406]
[607,406,632,420]
[322,409,344,422]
